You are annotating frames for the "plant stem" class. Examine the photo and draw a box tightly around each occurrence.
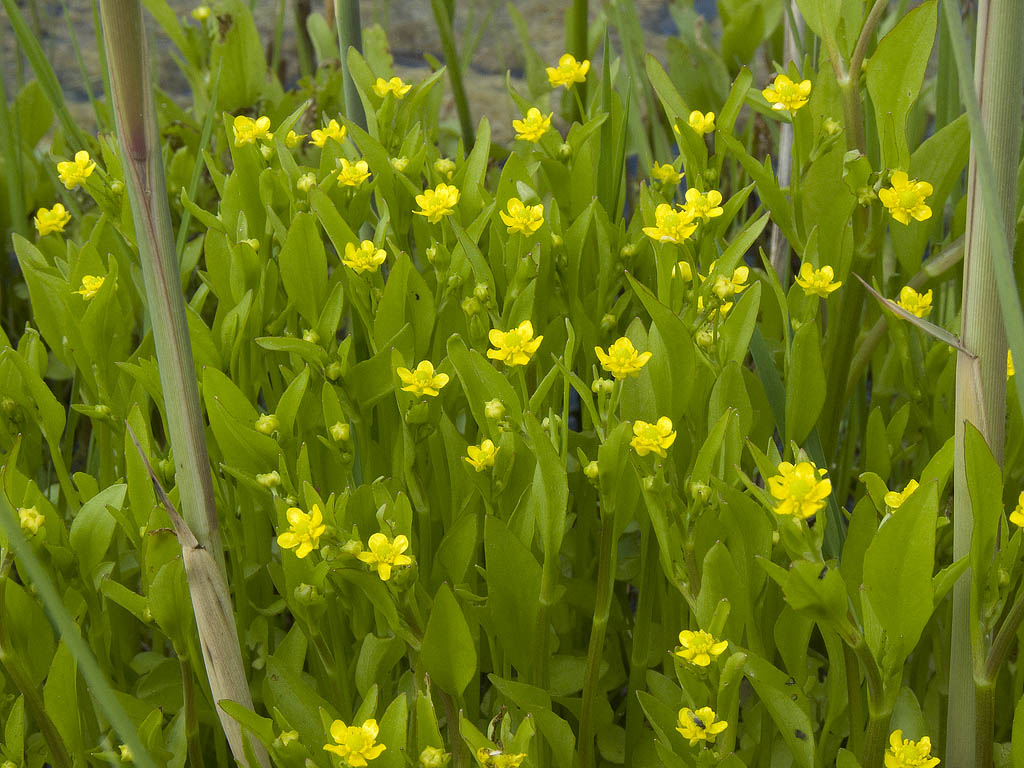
[569,0,588,121]
[986,586,1024,680]
[334,0,366,131]
[624,528,655,753]
[975,680,995,768]
[180,656,205,768]
[429,0,474,147]
[863,710,890,768]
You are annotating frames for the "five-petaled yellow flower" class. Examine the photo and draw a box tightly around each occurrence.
[595,337,652,379]
[642,203,698,244]
[397,360,449,397]
[499,198,544,235]
[487,321,543,367]
[343,240,387,274]
[676,630,728,667]
[310,119,346,147]
[885,730,940,768]
[1009,491,1024,528]
[323,718,387,765]
[337,158,371,187]
[878,171,933,225]
[277,504,326,559]
[476,748,526,768]
[373,76,412,98]
[683,188,724,221]
[357,533,413,581]
[651,162,682,185]
[894,286,933,318]
[73,274,105,300]
[415,183,460,223]
[631,417,676,457]
[688,110,716,135]
[513,108,553,142]
[285,130,307,148]
[232,115,273,146]
[676,707,728,746]
[34,204,71,236]
[768,461,832,519]
[546,53,590,88]
[795,263,842,297]
[465,439,499,472]
[18,506,45,535]
[885,479,919,510]
[762,74,812,113]
[57,150,96,190]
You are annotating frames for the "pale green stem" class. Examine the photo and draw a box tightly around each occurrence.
[335,0,366,130]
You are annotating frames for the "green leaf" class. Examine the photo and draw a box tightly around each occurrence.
[484,516,541,674]
[219,700,276,749]
[279,213,327,326]
[964,423,1003,592]
[785,322,826,445]
[420,584,476,697]
[43,642,83,757]
[446,334,522,427]
[69,484,127,580]
[743,652,815,768]
[523,413,568,560]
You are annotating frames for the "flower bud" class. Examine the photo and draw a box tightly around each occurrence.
[703,167,718,185]
[419,746,451,768]
[461,297,482,316]
[293,583,321,605]
[558,142,573,160]
[390,156,409,172]
[485,399,505,420]
[157,457,176,483]
[999,568,1010,586]
[600,313,616,332]
[856,186,877,206]
[302,328,320,344]
[1,397,17,416]
[473,282,490,303]
[341,539,363,557]
[642,475,656,491]
[119,745,132,762]
[688,480,712,502]
[255,413,279,435]
[257,470,281,489]
[619,242,637,259]
[550,233,563,247]
[297,172,317,193]
[260,144,273,160]
[771,530,781,545]
[584,460,599,480]
[425,246,438,263]
[434,157,456,178]
[823,118,841,137]
[274,730,300,750]
[110,180,125,194]
[240,238,260,250]
[329,421,350,441]
[326,361,344,380]
[696,328,714,348]
[712,275,734,300]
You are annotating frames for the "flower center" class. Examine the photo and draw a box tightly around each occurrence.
[898,188,920,208]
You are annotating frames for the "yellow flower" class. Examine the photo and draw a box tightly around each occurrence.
[191,5,210,20]
[674,261,694,281]
[373,76,412,98]
[276,730,299,748]
[885,730,940,768]
[762,73,812,112]
[701,260,749,301]
[33,203,71,236]
[415,183,460,223]
[631,417,676,457]
[651,162,682,185]
[642,203,698,244]
[688,110,716,135]
[232,115,273,146]
[512,107,553,142]
[487,320,543,367]
[1009,491,1024,528]
[73,274,105,300]
[277,504,326,559]
[397,360,449,397]
[337,158,372,187]
[57,150,96,190]
[795,263,842,297]
[118,745,132,762]
[357,533,414,581]
[419,746,450,768]
[675,706,728,746]
[595,337,652,379]
[878,171,933,225]
[675,629,728,667]
[895,286,933,318]
[310,119,346,147]
[18,506,45,535]
[1009,350,1015,378]
[476,748,526,768]
[324,718,387,765]
[255,413,279,434]
[285,130,307,148]
[768,461,832,519]
[546,53,590,88]
[499,198,545,235]
[465,439,499,471]
[343,240,387,274]
[683,188,724,221]
[884,479,919,510]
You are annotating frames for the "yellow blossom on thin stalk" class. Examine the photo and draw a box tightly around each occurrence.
[285,130,307,148]
[191,5,210,21]
[878,171,933,225]
[676,629,728,667]
[631,417,676,457]
[1009,491,1024,528]
[18,506,45,535]
[337,158,372,187]
[73,275,105,300]
[512,107,553,142]
[358,533,413,581]
[465,439,499,471]
[546,53,590,88]
[277,504,326,559]
[894,286,933,318]
[232,115,273,146]
[651,162,682,185]
[343,240,387,274]
[688,110,716,134]
[323,718,387,765]
[683,188,724,221]
[768,461,832,519]
[676,706,728,746]
[795,263,842,297]
[415,183,460,223]
[310,119,347,147]
[487,321,543,366]
[499,198,545,235]
[595,337,652,379]
[33,204,71,236]
[396,361,449,397]
[642,203,698,244]
[885,730,940,768]
[762,73,812,112]
[476,748,526,768]
[885,480,919,511]
[373,76,412,98]
[57,150,96,189]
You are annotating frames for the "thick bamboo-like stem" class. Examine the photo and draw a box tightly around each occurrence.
[769,0,802,280]
[947,0,1023,762]
[334,0,366,130]
[429,0,474,147]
